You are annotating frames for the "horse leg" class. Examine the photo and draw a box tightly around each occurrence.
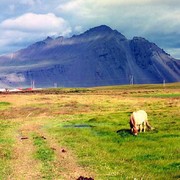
[139,124,142,132]
[131,128,133,134]
[144,121,146,132]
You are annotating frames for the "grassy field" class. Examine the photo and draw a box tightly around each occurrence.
[0,83,179,180]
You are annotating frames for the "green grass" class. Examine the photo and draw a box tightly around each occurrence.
[0,83,179,179]
[32,133,56,180]
[93,82,180,90]
[39,82,180,95]
[0,101,16,179]
[47,109,180,179]
[0,102,11,110]
[139,93,180,98]
[0,120,15,180]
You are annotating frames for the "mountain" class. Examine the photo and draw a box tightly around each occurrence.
[0,25,179,88]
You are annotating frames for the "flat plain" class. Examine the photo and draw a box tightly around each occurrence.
[0,83,179,180]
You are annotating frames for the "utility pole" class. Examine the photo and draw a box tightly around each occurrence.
[163,79,165,87]
[31,80,35,89]
[130,75,134,85]
[132,75,134,85]
[54,83,57,88]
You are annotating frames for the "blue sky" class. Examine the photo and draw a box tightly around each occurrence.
[0,0,180,59]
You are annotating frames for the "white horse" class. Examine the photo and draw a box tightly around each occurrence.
[130,110,153,135]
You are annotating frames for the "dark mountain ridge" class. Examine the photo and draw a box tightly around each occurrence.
[0,25,179,88]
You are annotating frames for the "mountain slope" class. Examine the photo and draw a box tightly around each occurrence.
[0,25,179,88]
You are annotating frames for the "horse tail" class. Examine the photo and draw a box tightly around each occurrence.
[146,120,152,129]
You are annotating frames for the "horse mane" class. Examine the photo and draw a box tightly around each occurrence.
[129,114,135,128]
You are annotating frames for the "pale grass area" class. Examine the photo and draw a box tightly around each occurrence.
[1,94,37,107]
[1,93,179,117]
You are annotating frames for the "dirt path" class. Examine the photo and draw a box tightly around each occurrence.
[9,123,41,180]
[9,120,94,180]
[44,133,94,180]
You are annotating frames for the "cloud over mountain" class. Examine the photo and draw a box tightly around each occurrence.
[0,0,179,59]
[0,13,71,54]
[1,13,71,34]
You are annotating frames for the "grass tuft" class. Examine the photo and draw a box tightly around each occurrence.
[32,134,55,179]
[0,102,11,110]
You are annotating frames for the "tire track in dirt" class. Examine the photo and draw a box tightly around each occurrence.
[9,124,41,180]
[43,133,95,180]
[9,121,95,180]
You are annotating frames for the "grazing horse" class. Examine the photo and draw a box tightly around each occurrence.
[130,110,152,135]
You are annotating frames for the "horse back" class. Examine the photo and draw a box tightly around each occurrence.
[133,110,147,125]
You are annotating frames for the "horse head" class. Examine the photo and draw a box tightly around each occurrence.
[132,127,138,136]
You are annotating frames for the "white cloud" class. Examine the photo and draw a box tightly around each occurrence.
[57,0,180,14]
[57,0,100,19]
[56,0,180,59]
[1,13,71,35]
[142,10,180,35]
[0,0,179,58]
[58,0,180,38]
[58,0,147,12]
[101,0,180,6]
[0,13,72,54]
[74,25,83,33]
[167,48,180,59]
[58,0,81,11]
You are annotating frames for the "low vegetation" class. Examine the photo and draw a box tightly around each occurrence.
[0,120,16,180]
[0,102,11,110]
[32,133,56,179]
[0,83,179,179]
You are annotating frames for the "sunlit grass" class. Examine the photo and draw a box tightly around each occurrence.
[47,110,180,179]
[32,133,56,179]
[0,120,16,180]
[138,93,180,98]
[45,87,180,179]
[0,83,179,179]
[0,102,11,110]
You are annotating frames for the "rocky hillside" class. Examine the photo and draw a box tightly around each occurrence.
[0,25,179,88]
